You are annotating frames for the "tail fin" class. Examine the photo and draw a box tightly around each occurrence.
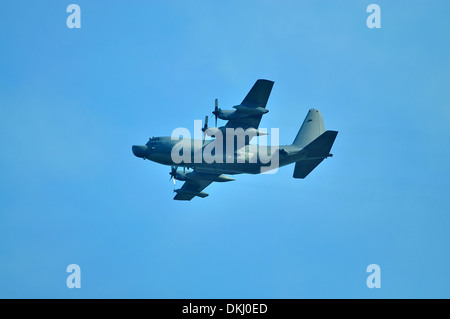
[292,109,325,148]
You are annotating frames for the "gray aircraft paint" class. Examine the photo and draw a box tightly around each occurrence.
[132,80,338,200]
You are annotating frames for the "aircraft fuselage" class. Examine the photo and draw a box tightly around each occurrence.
[132,136,308,175]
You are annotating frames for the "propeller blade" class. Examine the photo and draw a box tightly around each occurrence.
[169,166,177,185]
[202,115,208,144]
[201,115,209,131]
[213,99,219,126]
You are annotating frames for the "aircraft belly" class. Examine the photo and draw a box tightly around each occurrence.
[191,162,260,175]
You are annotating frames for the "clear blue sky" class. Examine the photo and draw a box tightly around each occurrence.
[0,1,449,298]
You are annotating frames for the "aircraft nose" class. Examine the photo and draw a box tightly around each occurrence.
[132,145,148,158]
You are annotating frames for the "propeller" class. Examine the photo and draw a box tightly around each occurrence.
[201,115,208,144]
[212,99,219,127]
[169,166,177,185]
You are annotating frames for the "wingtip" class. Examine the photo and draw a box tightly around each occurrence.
[257,79,274,84]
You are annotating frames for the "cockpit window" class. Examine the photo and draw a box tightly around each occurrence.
[147,137,159,149]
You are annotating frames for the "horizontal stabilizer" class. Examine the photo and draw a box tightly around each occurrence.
[293,130,338,179]
[303,130,338,158]
[293,159,324,179]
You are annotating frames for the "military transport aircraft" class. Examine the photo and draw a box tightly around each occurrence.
[132,79,338,200]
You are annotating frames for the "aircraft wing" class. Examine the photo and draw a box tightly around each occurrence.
[173,179,214,201]
[225,79,274,130]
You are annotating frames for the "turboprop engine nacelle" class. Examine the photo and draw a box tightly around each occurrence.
[204,126,224,137]
[173,171,235,183]
[186,172,235,182]
[174,189,209,198]
[244,128,269,137]
[204,126,269,138]
[233,105,269,115]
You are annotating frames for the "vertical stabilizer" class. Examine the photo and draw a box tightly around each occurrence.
[292,109,325,148]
